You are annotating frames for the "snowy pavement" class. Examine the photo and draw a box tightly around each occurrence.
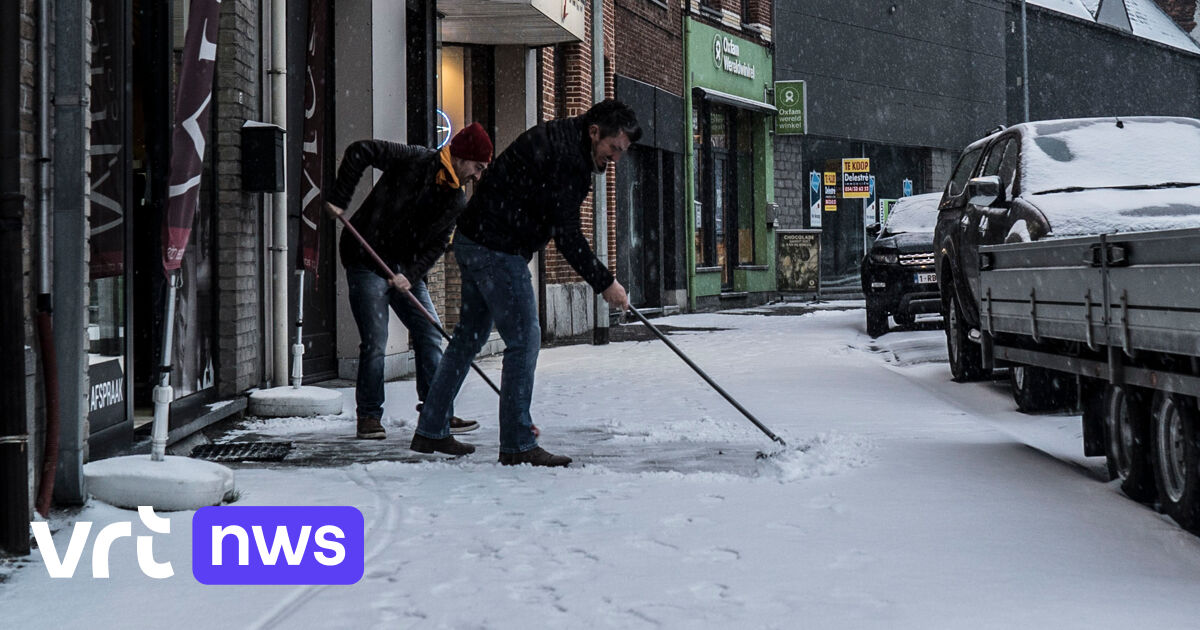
[5,302,1200,629]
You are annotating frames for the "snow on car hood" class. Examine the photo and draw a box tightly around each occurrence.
[1024,186,1200,238]
[878,231,935,254]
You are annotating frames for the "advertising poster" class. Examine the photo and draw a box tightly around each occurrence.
[841,158,871,199]
[809,171,822,228]
[776,230,821,292]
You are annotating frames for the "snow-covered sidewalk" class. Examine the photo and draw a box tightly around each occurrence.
[5,303,1200,629]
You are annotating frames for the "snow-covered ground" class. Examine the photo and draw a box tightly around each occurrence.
[5,303,1200,629]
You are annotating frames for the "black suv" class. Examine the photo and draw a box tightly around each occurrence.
[860,192,942,337]
[934,116,1200,385]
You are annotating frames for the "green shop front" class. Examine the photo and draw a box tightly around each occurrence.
[684,19,776,310]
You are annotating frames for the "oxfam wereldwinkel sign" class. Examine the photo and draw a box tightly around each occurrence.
[713,33,756,80]
[688,19,772,101]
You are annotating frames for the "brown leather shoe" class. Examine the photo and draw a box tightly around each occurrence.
[410,433,476,456]
[498,447,571,467]
[356,416,386,440]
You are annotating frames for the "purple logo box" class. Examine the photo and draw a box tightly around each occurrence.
[192,506,364,585]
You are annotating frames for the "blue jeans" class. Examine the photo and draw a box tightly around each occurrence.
[415,234,540,454]
[345,265,449,420]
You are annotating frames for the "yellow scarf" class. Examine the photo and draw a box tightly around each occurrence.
[435,145,461,189]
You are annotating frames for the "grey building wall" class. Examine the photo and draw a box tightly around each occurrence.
[1007,4,1200,124]
[774,0,1007,152]
[773,136,806,230]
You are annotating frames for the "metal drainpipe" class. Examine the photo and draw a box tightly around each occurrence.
[34,0,61,514]
[271,0,289,386]
[51,0,87,502]
[592,0,610,345]
[1021,0,1030,122]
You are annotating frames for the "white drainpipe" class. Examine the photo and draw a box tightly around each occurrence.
[271,0,289,386]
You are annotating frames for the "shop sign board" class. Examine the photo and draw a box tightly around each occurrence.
[775,80,806,134]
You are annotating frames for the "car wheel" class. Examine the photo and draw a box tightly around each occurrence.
[866,301,888,338]
[1152,391,1200,531]
[1010,365,1075,412]
[945,291,989,382]
[1105,384,1157,504]
[892,311,915,328]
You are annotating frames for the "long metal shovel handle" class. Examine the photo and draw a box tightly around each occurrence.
[626,306,786,447]
[326,206,502,397]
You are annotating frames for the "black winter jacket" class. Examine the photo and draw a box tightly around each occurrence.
[456,116,615,293]
[327,140,466,282]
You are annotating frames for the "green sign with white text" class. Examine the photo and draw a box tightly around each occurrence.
[775,80,806,134]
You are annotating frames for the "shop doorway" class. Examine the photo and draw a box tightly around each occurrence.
[616,146,676,308]
[130,0,218,427]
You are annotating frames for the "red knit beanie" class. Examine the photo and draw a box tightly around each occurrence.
[449,122,493,163]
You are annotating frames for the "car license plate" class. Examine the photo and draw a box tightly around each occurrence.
[914,272,937,284]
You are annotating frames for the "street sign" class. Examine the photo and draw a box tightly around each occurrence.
[902,178,913,197]
[774,80,806,135]
[809,171,822,228]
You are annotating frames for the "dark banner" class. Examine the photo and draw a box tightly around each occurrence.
[162,0,221,273]
[298,0,328,273]
[88,0,126,280]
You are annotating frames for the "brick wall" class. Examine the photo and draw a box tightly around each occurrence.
[19,0,37,509]
[690,0,773,44]
[614,0,684,97]
[1155,0,1198,34]
[19,0,35,358]
[213,0,262,396]
[542,0,616,288]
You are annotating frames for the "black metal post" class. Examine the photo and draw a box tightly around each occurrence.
[0,0,31,555]
[627,307,785,446]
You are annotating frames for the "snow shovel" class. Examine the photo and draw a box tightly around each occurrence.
[625,306,787,452]
[325,206,502,397]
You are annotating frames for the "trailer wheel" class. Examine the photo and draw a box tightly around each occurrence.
[866,300,889,338]
[1010,365,1076,412]
[1104,384,1157,504]
[1152,392,1200,532]
[945,291,990,382]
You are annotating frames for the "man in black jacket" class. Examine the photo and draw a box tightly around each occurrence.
[326,123,492,440]
[411,99,640,465]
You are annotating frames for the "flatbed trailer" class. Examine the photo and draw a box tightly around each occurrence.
[978,227,1200,531]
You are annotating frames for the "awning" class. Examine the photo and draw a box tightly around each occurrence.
[439,0,585,46]
[692,86,777,115]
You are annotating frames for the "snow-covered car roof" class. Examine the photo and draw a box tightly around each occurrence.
[1018,117,1200,195]
[884,192,942,233]
[1009,116,1200,238]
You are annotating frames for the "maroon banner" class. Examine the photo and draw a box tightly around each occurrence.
[298,0,328,273]
[88,0,126,280]
[162,0,221,273]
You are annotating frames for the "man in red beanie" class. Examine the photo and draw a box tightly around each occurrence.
[325,123,492,440]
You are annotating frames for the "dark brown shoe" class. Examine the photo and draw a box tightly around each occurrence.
[449,416,480,434]
[410,433,476,456]
[499,447,571,467]
[417,402,480,435]
[356,416,386,440]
